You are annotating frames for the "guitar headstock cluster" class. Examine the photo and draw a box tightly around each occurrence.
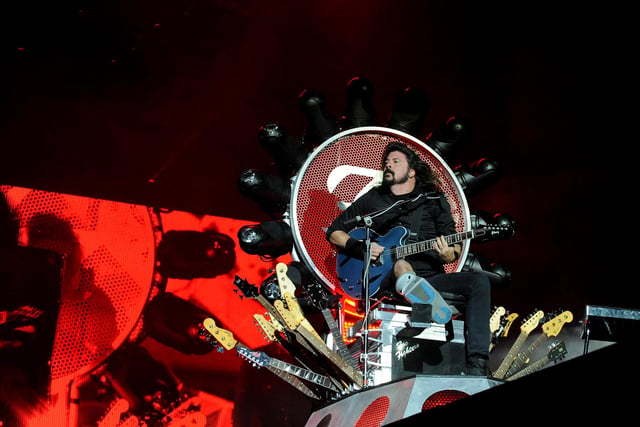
[490,306,573,380]
[201,264,363,401]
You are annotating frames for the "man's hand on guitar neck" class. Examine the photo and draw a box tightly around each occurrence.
[434,235,461,264]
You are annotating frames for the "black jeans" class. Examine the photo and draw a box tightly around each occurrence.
[426,271,491,360]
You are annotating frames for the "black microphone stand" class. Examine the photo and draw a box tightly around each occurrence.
[350,193,427,387]
[359,214,374,386]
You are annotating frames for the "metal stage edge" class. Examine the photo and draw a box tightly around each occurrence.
[304,374,503,427]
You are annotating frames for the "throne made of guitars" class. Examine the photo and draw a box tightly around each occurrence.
[238,78,514,390]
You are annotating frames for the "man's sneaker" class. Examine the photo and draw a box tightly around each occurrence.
[462,356,489,376]
[395,273,453,324]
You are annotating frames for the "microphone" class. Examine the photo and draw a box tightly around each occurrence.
[343,215,365,228]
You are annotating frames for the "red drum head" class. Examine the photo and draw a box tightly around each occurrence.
[289,127,470,294]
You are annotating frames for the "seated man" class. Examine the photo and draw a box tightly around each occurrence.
[325,142,491,376]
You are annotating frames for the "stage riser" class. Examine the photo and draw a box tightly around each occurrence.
[304,375,501,427]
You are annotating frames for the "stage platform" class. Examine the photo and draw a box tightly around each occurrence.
[304,374,502,426]
[302,341,636,426]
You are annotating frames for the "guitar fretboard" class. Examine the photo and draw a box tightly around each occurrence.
[296,325,364,387]
[506,356,550,381]
[493,331,529,379]
[505,332,548,377]
[268,357,338,392]
[392,230,477,259]
[320,309,358,369]
[265,365,320,399]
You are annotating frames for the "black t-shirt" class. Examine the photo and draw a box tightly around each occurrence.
[325,186,458,278]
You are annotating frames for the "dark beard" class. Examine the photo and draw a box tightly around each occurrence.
[382,171,409,186]
[382,172,393,187]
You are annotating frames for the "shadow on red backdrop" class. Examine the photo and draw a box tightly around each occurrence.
[0,184,295,426]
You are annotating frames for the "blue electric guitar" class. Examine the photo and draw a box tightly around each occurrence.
[336,226,492,299]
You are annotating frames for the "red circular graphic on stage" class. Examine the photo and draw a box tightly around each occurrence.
[289,127,470,295]
[422,389,470,410]
[354,395,390,427]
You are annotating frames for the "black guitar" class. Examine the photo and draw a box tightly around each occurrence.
[336,225,503,299]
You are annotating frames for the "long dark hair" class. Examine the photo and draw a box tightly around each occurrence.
[382,142,437,191]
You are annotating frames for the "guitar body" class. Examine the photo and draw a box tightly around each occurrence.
[336,226,409,299]
[335,225,488,300]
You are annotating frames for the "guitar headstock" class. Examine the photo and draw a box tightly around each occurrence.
[233,275,260,299]
[236,345,270,368]
[473,224,515,243]
[274,299,301,330]
[275,263,297,296]
[501,313,519,336]
[274,263,308,323]
[253,313,280,342]
[97,399,130,427]
[542,310,573,337]
[520,310,544,334]
[301,280,332,311]
[202,317,238,350]
[489,306,506,334]
[547,340,568,362]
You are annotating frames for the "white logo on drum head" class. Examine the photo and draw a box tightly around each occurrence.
[326,165,383,207]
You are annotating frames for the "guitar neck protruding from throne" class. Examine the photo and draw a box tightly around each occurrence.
[492,310,544,379]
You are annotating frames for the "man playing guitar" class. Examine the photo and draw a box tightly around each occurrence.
[326,142,492,376]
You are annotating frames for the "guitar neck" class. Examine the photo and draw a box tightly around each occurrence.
[506,355,550,381]
[493,331,529,379]
[394,230,476,258]
[267,356,339,392]
[264,365,320,399]
[296,325,364,387]
[504,333,547,377]
[235,343,321,399]
[320,308,357,369]
[254,294,291,332]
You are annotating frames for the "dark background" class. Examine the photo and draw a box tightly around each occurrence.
[1,1,636,319]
